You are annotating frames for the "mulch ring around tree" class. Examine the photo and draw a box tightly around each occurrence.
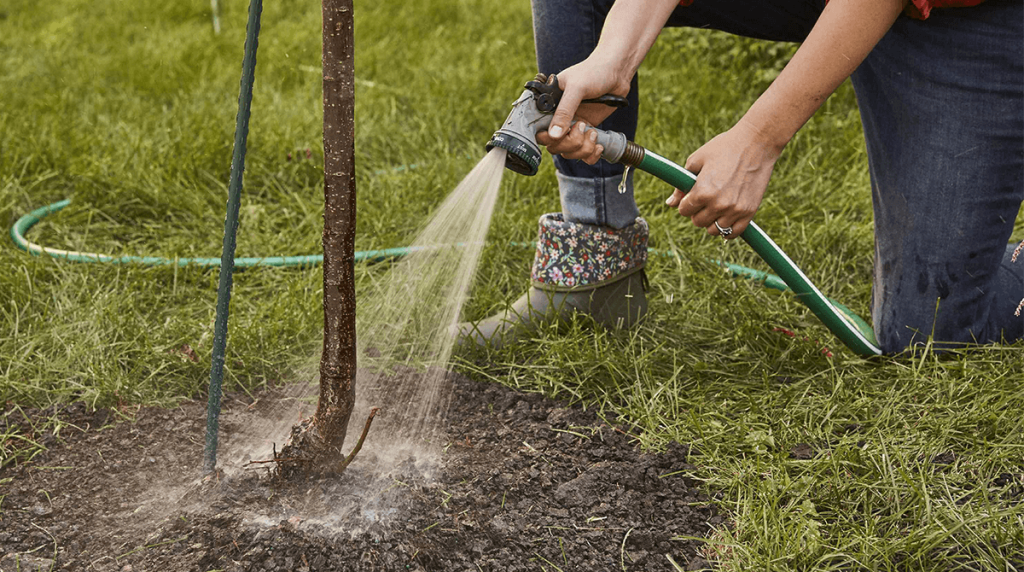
[1,373,721,571]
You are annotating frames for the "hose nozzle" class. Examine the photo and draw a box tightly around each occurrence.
[486,74,635,176]
[485,92,545,175]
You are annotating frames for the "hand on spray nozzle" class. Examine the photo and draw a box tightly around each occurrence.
[487,73,629,176]
[538,121,607,165]
[535,70,628,163]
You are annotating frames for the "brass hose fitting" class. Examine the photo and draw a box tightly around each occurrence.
[619,141,645,167]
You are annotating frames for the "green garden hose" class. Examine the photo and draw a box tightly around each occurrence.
[9,199,412,267]
[486,76,881,356]
[634,149,881,356]
[11,197,877,355]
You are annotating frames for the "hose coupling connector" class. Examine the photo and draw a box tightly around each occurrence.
[619,141,645,168]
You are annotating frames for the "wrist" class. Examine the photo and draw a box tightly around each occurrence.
[736,111,791,157]
[590,0,679,95]
[587,45,635,96]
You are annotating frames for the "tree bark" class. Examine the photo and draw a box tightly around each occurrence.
[277,0,356,475]
[315,0,358,464]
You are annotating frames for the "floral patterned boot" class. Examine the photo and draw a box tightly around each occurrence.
[458,213,648,348]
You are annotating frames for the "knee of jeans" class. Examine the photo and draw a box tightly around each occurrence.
[874,313,923,354]
[875,295,1004,354]
[874,309,956,354]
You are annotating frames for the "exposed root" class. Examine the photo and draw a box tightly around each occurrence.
[244,457,302,466]
[273,417,322,478]
[336,407,380,473]
[247,407,381,479]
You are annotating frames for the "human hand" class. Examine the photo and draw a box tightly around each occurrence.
[664,122,783,239]
[535,57,630,165]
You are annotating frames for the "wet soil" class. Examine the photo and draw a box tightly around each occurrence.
[1,374,719,571]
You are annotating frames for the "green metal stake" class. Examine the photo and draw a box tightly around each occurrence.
[211,0,222,35]
[203,0,263,474]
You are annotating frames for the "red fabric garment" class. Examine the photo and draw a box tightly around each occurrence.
[904,0,985,19]
[676,0,987,20]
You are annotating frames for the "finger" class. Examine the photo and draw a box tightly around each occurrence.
[555,122,597,159]
[581,127,602,164]
[684,149,705,175]
[708,199,759,238]
[690,200,723,229]
[706,211,752,239]
[583,144,605,165]
[706,221,739,239]
[685,207,715,233]
[538,121,584,155]
[538,117,589,145]
[536,130,556,146]
[678,196,697,219]
[677,182,705,218]
[677,148,708,217]
[548,80,585,140]
[665,189,684,207]
[728,218,751,238]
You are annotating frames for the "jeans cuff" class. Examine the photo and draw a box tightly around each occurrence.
[557,170,639,229]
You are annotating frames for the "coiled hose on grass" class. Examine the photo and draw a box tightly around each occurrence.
[10,198,876,354]
[10,199,790,281]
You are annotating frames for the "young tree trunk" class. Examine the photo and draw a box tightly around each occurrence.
[278,0,356,475]
[316,0,358,464]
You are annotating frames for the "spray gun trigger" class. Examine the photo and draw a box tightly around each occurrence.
[525,74,562,113]
[582,94,629,108]
[526,73,629,114]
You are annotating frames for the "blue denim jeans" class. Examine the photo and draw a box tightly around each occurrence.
[531,0,1023,352]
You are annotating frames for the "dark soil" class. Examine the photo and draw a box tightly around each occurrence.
[1,374,719,571]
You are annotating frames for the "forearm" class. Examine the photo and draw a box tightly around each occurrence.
[590,0,681,92]
[740,0,908,151]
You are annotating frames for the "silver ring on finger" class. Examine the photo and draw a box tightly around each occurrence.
[714,220,733,238]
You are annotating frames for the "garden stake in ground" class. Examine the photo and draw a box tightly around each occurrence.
[202,0,263,475]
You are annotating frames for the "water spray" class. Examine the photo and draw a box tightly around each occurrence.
[487,74,882,357]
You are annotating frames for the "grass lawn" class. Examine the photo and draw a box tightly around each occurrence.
[2,0,1023,569]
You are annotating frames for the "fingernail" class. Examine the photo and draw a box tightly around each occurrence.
[549,125,563,138]
[665,196,674,205]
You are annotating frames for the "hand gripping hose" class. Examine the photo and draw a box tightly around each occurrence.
[628,146,880,356]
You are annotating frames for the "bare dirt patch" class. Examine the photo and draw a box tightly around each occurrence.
[1,373,719,571]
